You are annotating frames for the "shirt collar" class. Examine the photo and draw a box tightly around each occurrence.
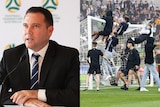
[28,43,49,59]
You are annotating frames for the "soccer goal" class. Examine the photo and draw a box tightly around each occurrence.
[80,16,154,90]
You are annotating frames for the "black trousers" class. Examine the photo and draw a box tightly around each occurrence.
[134,34,149,44]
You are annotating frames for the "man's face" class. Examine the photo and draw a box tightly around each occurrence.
[127,43,132,48]
[23,12,54,52]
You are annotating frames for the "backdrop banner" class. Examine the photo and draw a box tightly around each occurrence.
[0,0,80,58]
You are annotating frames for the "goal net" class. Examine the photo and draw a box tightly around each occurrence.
[80,16,154,90]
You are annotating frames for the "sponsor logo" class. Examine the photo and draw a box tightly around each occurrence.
[42,0,59,12]
[5,43,15,50]
[5,0,21,13]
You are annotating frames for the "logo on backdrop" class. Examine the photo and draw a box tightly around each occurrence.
[3,0,22,23]
[5,0,21,13]
[5,43,15,50]
[42,0,60,23]
[42,0,59,12]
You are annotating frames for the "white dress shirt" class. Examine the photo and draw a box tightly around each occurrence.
[28,43,49,102]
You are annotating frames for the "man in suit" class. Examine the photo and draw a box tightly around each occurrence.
[0,7,80,107]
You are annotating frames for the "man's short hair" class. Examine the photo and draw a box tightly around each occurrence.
[124,16,129,22]
[127,40,135,46]
[25,7,53,26]
[92,41,97,45]
[92,41,97,47]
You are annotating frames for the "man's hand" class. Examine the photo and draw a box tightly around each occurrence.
[135,65,140,71]
[10,90,38,105]
[135,65,139,69]
[24,99,51,107]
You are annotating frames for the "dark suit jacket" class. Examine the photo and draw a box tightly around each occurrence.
[0,40,80,107]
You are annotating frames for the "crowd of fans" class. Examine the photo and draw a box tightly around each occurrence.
[80,0,160,64]
[80,0,160,25]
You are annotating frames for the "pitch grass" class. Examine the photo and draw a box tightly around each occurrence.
[80,86,160,107]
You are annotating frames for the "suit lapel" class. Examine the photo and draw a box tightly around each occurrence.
[39,41,56,86]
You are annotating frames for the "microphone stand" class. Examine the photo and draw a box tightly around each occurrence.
[0,56,26,106]
[0,84,6,107]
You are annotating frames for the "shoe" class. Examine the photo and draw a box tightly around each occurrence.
[121,84,128,90]
[140,87,148,91]
[158,88,160,92]
[83,87,88,91]
[111,83,118,86]
[96,88,100,91]
[136,87,140,90]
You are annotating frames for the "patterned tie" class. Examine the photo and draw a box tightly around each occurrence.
[30,54,40,89]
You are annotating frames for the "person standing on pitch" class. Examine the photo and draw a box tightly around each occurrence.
[111,49,129,90]
[140,37,160,92]
[84,42,106,91]
[123,40,141,90]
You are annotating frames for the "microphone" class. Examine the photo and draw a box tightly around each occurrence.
[0,55,26,106]
[1,55,26,86]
